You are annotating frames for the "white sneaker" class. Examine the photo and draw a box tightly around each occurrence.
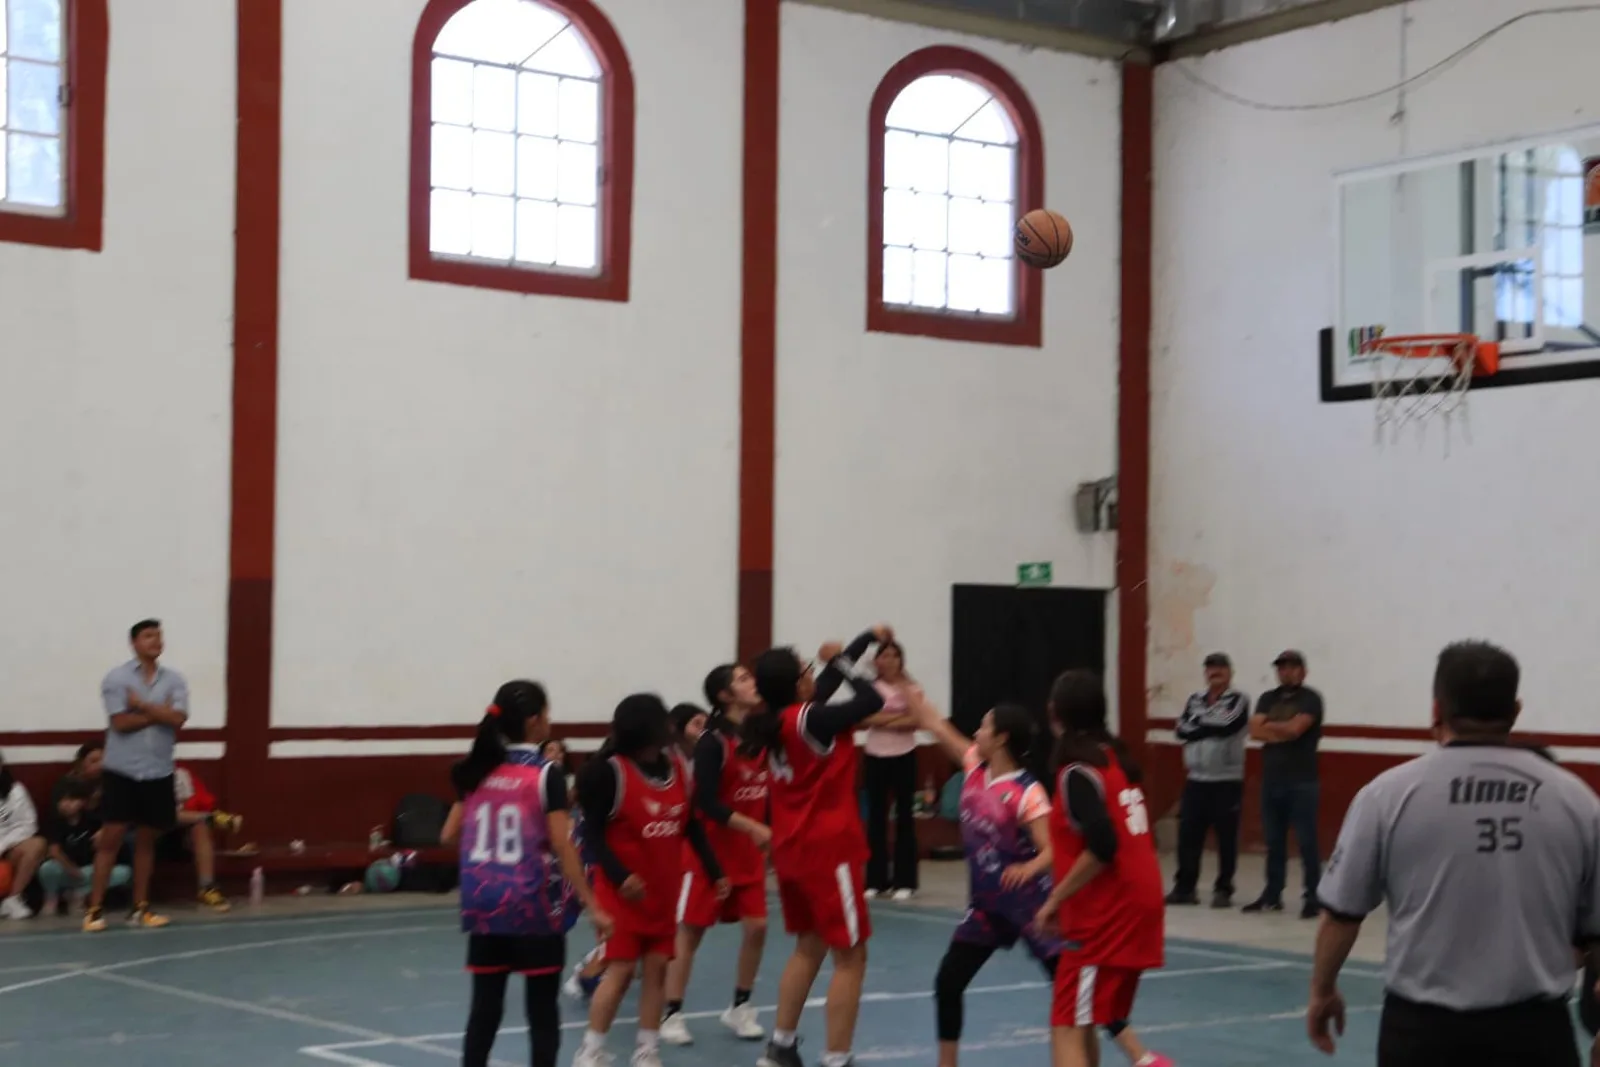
[630,1046,664,1067]
[721,1002,765,1040]
[891,888,915,902]
[862,888,877,900]
[1,896,35,920]
[660,1014,693,1046]
[573,1045,615,1067]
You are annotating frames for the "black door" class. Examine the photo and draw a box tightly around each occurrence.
[949,585,1107,736]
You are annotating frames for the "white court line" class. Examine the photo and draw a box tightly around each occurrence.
[849,1003,1386,1061]
[0,921,453,996]
[302,962,1302,1056]
[89,970,508,1065]
[0,962,87,975]
[0,904,454,945]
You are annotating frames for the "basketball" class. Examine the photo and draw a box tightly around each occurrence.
[364,858,401,893]
[1015,208,1073,269]
[0,860,12,898]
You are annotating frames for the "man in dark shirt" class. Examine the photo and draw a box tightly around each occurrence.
[1245,650,1323,918]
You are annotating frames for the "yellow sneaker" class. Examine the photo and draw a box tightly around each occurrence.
[198,885,231,912]
[128,903,170,928]
[83,906,107,933]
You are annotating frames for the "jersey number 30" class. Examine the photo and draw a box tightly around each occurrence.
[469,804,524,865]
[1119,788,1150,836]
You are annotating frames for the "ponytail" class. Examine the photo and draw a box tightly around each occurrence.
[451,713,509,798]
[742,704,781,757]
[449,679,549,798]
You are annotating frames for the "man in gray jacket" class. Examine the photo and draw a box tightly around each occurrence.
[1168,652,1250,908]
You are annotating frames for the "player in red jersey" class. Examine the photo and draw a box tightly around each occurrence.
[1034,670,1170,1067]
[661,664,774,1046]
[574,694,726,1067]
[749,625,891,1067]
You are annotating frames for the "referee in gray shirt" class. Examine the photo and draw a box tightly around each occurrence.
[1309,641,1600,1066]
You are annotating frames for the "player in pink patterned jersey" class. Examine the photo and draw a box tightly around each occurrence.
[452,680,612,1067]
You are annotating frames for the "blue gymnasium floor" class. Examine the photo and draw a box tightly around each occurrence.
[0,900,1386,1067]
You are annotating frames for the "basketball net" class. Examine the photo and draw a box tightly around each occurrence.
[1366,335,1487,454]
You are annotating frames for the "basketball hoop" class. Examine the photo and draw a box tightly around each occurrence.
[1362,333,1499,446]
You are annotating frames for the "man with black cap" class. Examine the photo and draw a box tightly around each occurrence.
[1168,652,1249,908]
[1309,640,1600,1066]
[1245,649,1324,918]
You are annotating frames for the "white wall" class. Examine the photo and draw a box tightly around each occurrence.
[774,5,1123,712]
[1151,0,1600,730]
[272,0,743,726]
[0,0,235,732]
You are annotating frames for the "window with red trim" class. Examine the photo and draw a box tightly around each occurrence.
[410,0,634,301]
[867,47,1043,347]
[0,0,107,251]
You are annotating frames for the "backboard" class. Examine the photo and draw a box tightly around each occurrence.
[1333,126,1600,391]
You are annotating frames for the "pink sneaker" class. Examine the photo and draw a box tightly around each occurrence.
[1137,1055,1175,1067]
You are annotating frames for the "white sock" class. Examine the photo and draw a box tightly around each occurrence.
[773,1030,797,1048]
[581,1029,606,1055]
[1134,1056,1157,1067]
[821,1052,852,1067]
[636,1030,660,1053]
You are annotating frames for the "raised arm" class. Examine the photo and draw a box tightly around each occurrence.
[802,628,892,748]
[906,688,968,766]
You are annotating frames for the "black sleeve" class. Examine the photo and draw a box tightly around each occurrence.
[576,759,632,886]
[1305,689,1325,725]
[1063,766,1118,864]
[693,734,734,826]
[810,630,877,707]
[685,818,724,883]
[802,680,886,747]
[542,767,570,813]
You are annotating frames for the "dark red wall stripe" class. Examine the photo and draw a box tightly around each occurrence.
[1117,62,1154,762]
[224,0,283,815]
[736,0,780,664]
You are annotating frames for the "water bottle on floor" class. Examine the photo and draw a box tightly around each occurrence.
[249,867,264,907]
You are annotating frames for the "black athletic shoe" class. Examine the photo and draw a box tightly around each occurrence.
[1240,896,1283,914]
[1301,899,1320,920]
[1210,890,1234,909]
[1165,889,1200,906]
[758,1039,805,1067]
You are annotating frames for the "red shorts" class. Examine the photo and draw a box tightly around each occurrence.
[777,861,870,950]
[678,871,767,928]
[601,927,676,963]
[1051,964,1143,1028]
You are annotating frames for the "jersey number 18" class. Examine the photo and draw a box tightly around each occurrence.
[469,804,524,865]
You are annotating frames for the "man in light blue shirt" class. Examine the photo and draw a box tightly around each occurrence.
[86,619,189,932]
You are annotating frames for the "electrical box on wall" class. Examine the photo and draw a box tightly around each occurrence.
[1074,477,1118,533]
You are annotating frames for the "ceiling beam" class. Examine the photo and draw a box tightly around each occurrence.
[786,0,1154,64]
[1158,0,1409,59]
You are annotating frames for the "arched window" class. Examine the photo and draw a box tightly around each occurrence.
[866,47,1043,346]
[409,0,634,300]
[0,0,108,250]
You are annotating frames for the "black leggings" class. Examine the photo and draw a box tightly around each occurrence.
[935,941,1056,1041]
[934,941,1131,1043]
[464,971,562,1067]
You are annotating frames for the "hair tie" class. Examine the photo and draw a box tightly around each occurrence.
[486,704,502,718]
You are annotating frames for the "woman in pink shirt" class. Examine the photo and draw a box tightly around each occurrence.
[862,641,921,900]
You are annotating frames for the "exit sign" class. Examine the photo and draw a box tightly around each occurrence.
[1017,562,1052,587]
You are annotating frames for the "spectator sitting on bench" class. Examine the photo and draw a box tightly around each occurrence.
[164,764,242,912]
[0,752,47,919]
[52,743,106,814]
[40,776,130,915]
